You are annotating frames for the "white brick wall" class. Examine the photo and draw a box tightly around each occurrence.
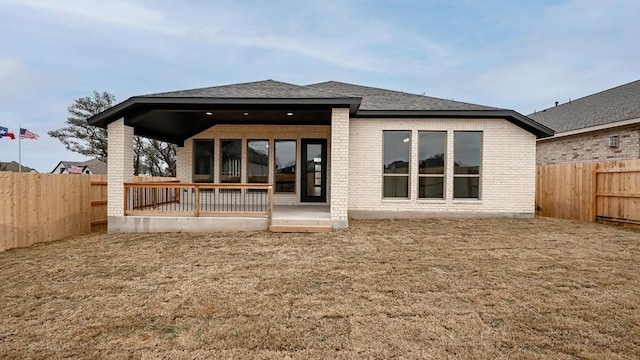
[348,118,536,215]
[175,144,191,183]
[330,108,350,228]
[107,118,133,218]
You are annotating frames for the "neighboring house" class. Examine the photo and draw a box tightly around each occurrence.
[529,79,640,165]
[0,161,38,173]
[51,159,107,175]
[87,80,553,233]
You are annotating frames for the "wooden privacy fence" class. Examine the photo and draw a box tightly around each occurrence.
[0,173,176,252]
[1,173,97,252]
[536,159,640,225]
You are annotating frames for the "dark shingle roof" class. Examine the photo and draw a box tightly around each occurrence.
[88,79,553,139]
[145,80,352,99]
[528,80,640,133]
[55,159,107,175]
[307,81,499,111]
[0,161,37,173]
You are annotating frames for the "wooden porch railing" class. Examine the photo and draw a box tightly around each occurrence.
[124,182,273,218]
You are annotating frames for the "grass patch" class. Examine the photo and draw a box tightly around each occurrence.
[0,217,638,358]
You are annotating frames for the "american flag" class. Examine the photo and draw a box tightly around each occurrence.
[20,128,39,140]
[67,164,84,174]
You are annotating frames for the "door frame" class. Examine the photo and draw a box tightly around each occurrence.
[300,138,327,202]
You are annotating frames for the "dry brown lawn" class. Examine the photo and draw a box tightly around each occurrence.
[0,217,639,359]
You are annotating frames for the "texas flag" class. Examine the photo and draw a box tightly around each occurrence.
[0,126,16,140]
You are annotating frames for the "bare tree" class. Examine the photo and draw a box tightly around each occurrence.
[48,91,176,176]
[48,91,113,162]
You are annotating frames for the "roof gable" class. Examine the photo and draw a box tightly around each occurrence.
[528,80,640,133]
[52,159,107,175]
[307,81,499,111]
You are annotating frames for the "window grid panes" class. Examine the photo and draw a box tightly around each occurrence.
[383,131,411,198]
[418,131,446,199]
[275,140,296,193]
[247,140,269,183]
[221,139,241,183]
[453,131,482,199]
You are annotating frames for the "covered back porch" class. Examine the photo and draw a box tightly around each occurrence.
[88,80,358,233]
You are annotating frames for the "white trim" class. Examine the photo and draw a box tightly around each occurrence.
[537,117,640,141]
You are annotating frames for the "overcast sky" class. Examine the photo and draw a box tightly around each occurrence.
[0,0,638,172]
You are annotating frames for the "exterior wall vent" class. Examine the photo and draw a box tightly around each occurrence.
[606,135,619,148]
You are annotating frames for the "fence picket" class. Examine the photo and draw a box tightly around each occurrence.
[536,160,640,226]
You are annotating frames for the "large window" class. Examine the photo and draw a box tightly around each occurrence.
[193,140,214,182]
[453,131,482,199]
[220,139,241,183]
[418,131,446,199]
[383,131,410,198]
[247,140,269,183]
[275,140,296,192]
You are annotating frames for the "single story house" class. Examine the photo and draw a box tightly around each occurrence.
[87,80,553,233]
[529,79,640,165]
[0,161,38,173]
[51,158,108,175]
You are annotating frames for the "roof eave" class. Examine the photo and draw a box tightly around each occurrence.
[87,96,362,128]
[353,109,554,138]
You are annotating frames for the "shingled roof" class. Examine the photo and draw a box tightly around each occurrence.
[145,80,350,99]
[0,161,37,173]
[308,81,499,111]
[528,79,640,133]
[87,79,553,141]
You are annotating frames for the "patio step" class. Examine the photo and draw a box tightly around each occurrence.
[269,224,332,233]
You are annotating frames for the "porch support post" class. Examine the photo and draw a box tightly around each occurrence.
[330,107,350,229]
[107,118,134,232]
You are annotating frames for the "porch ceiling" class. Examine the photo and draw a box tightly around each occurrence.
[93,101,346,146]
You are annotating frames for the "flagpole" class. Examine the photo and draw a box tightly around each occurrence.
[18,124,21,173]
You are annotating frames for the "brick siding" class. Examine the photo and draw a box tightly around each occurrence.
[536,125,640,165]
[107,118,133,217]
[348,118,537,215]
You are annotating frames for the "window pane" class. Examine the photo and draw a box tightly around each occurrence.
[454,177,479,199]
[383,131,410,174]
[383,176,409,198]
[454,132,481,175]
[419,177,444,199]
[193,140,214,182]
[419,132,445,174]
[221,139,241,183]
[248,140,269,183]
[275,140,296,192]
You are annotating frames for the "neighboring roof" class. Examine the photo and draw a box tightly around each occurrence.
[0,161,37,173]
[528,79,640,133]
[87,79,553,141]
[52,159,107,175]
[307,81,498,111]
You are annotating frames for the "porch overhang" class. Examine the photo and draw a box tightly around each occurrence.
[87,97,361,146]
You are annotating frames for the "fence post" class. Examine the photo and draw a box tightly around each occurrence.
[591,164,597,222]
[194,185,200,217]
[268,185,273,225]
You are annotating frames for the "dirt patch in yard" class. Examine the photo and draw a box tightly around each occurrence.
[0,217,639,359]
